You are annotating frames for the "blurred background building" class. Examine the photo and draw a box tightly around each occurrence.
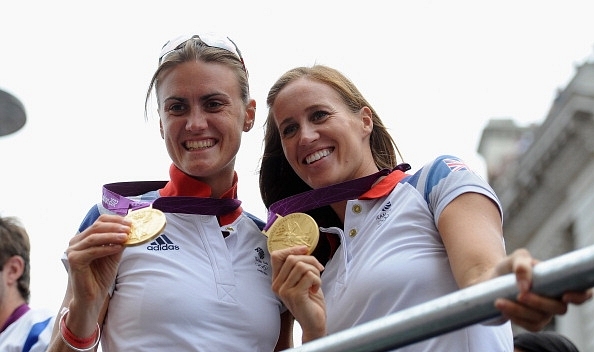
[478,55,594,351]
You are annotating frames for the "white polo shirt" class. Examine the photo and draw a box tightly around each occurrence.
[101,211,283,351]
[321,155,513,351]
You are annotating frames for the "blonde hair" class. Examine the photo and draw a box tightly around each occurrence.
[144,38,250,118]
[259,65,403,208]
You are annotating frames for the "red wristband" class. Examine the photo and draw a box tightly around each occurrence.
[59,308,100,351]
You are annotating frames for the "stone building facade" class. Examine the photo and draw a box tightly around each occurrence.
[478,58,594,350]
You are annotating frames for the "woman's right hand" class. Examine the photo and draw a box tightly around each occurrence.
[271,246,327,342]
[66,214,130,308]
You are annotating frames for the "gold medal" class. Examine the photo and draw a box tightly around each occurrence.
[123,207,167,246]
[266,213,319,254]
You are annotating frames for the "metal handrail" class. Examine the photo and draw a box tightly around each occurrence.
[285,244,594,352]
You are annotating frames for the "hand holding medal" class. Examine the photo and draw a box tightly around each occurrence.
[265,213,319,254]
[123,207,167,246]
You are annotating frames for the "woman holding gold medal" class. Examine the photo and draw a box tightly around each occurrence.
[259,65,593,351]
[48,34,293,352]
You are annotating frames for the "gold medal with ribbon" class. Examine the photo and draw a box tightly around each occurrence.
[265,213,319,255]
[123,207,167,246]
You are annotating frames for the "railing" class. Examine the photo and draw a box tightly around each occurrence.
[285,244,594,352]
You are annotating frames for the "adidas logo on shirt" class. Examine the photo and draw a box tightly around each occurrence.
[147,234,179,251]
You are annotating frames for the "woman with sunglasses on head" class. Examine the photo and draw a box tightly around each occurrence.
[259,64,592,351]
[48,34,293,352]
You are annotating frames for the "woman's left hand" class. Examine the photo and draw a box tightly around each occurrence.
[494,249,593,331]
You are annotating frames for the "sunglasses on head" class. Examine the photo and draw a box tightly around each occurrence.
[158,33,246,73]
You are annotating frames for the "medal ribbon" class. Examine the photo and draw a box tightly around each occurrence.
[263,163,411,231]
[102,181,241,216]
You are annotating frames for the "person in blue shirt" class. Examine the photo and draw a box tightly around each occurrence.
[0,215,54,352]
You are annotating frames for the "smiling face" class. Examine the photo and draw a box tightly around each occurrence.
[270,77,377,189]
[156,60,254,192]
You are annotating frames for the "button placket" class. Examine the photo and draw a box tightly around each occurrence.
[347,202,362,238]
